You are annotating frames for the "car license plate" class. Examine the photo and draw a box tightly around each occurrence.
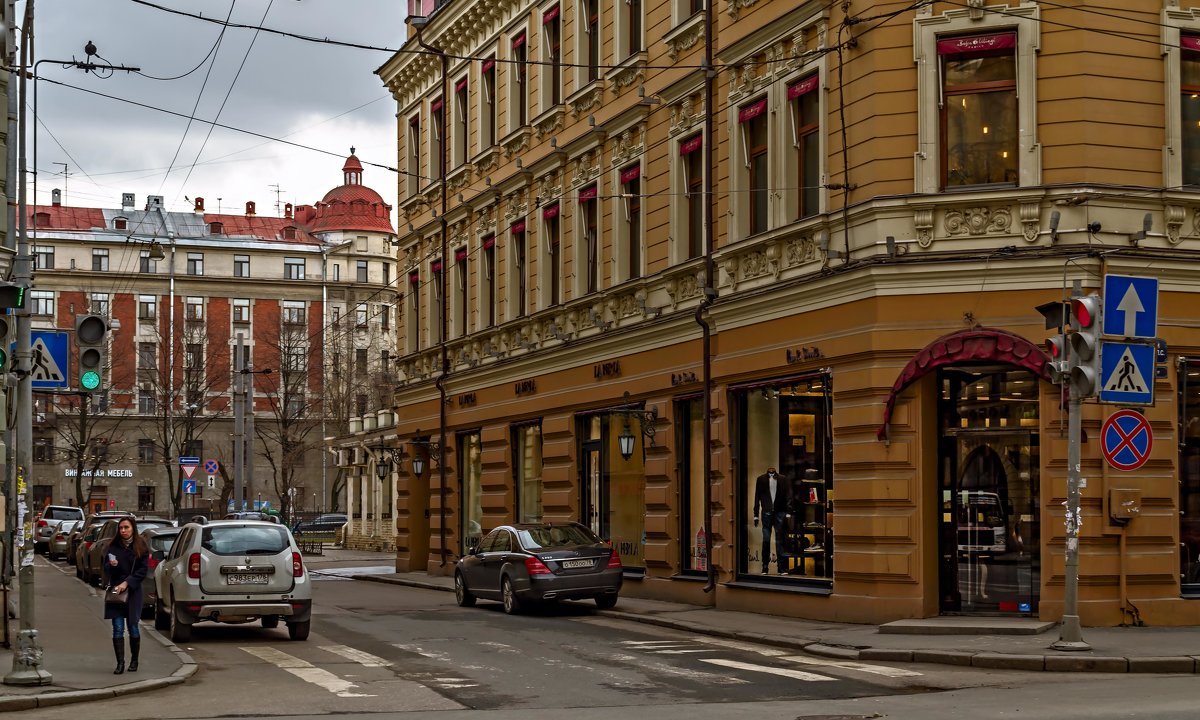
[561,559,593,569]
[227,573,269,585]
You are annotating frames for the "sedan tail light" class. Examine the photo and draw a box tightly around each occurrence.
[36,520,47,528]
[83,541,93,552]
[292,551,304,578]
[187,552,201,579]
[525,556,553,576]
[607,551,622,569]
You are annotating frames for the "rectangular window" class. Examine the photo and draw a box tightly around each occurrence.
[185,297,203,320]
[626,0,642,55]
[454,78,469,167]
[940,32,1018,188]
[455,246,469,337]
[580,186,599,294]
[34,245,54,270]
[382,262,391,287]
[741,99,769,236]
[284,257,305,280]
[138,486,155,512]
[232,298,251,323]
[459,430,484,554]
[482,58,497,147]
[513,422,543,523]
[682,135,704,258]
[408,272,422,352]
[187,252,204,275]
[92,248,109,272]
[285,346,307,373]
[90,293,109,316]
[381,304,391,330]
[512,223,527,318]
[140,250,157,274]
[1181,359,1200,591]
[584,0,599,83]
[33,437,54,463]
[621,166,642,280]
[138,342,157,369]
[678,397,707,572]
[183,440,203,459]
[736,373,834,583]
[139,384,157,414]
[135,439,154,464]
[407,115,421,197]
[234,255,250,277]
[543,8,562,107]
[790,75,821,220]
[282,300,306,325]
[482,234,496,328]
[355,348,368,375]
[355,303,368,327]
[544,205,561,306]
[430,97,444,181]
[432,259,444,343]
[185,343,202,369]
[30,290,54,316]
[357,260,369,283]
[333,263,341,281]
[138,294,156,320]
[512,33,528,128]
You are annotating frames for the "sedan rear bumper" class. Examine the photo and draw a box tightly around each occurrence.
[517,568,623,601]
[174,598,312,624]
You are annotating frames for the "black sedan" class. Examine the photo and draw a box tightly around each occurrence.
[454,523,622,614]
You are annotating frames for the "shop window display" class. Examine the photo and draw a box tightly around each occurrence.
[737,374,833,582]
[459,431,483,555]
[580,413,647,570]
[1181,360,1200,591]
[678,398,707,573]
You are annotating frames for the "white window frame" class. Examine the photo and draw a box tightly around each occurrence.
[509,28,530,132]
[540,4,563,112]
[234,254,250,277]
[282,300,306,326]
[575,0,601,87]
[185,296,204,321]
[616,0,644,61]
[30,290,54,317]
[782,70,826,223]
[1164,8,1200,191]
[914,5,1040,194]
[187,252,204,276]
[232,298,251,324]
[138,294,157,320]
[284,256,306,280]
[407,114,421,197]
[453,77,470,167]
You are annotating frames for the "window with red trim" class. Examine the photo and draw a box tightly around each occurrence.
[940,32,1017,189]
[1183,37,1200,187]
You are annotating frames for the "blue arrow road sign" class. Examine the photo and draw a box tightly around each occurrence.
[1103,274,1159,339]
[182,478,197,495]
[178,456,201,466]
[1099,342,1155,405]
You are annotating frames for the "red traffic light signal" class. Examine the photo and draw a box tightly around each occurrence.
[1047,335,1066,360]
[1071,295,1100,329]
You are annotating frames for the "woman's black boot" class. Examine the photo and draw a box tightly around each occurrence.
[128,637,140,672]
[112,638,125,674]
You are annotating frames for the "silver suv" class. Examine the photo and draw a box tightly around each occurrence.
[153,519,312,642]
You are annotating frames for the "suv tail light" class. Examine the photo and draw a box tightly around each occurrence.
[83,541,93,552]
[292,551,303,578]
[36,520,47,528]
[525,556,553,576]
[188,552,201,579]
[147,556,159,571]
[607,551,622,569]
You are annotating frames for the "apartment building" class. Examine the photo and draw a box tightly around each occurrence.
[26,153,397,518]
[356,1,1200,625]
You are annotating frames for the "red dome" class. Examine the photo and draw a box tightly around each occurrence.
[309,151,395,234]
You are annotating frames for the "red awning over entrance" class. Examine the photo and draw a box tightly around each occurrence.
[877,328,1052,441]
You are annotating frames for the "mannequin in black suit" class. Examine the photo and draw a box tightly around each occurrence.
[753,467,792,573]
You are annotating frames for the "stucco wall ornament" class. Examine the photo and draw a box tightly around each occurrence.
[1019,202,1042,242]
[669,92,706,137]
[785,234,820,265]
[534,107,566,140]
[914,207,935,248]
[503,128,531,158]
[572,148,602,186]
[1167,204,1185,244]
[666,269,703,308]
[667,22,705,60]
[726,0,760,21]
[611,124,646,167]
[944,206,1011,237]
[504,190,529,222]
[570,84,605,117]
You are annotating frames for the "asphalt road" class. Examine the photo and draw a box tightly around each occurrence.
[29,560,1200,720]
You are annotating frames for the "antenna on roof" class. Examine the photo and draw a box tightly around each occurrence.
[269,184,286,217]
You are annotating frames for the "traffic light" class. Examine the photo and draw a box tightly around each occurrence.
[1046,333,1068,385]
[1068,294,1102,397]
[0,312,12,371]
[75,313,108,391]
[0,282,25,310]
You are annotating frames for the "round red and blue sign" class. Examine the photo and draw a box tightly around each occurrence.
[1101,409,1153,472]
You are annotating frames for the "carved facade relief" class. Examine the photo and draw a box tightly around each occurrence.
[611,123,646,167]
[944,206,1011,237]
[669,92,706,137]
[914,207,935,248]
[1019,202,1041,242]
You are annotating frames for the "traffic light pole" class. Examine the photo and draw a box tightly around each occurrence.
[1052,383,1090,651]
[5,0,51,685]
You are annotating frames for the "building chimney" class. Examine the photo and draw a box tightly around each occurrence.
[52,188,62,206]
[122,193,135,210]
[145,195,164,211]
[285,202,293,220]
[194,197,205,212]
[245,200,256,216]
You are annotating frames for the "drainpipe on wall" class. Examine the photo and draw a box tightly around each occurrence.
[700,0,717,595]
[320,248,328,511]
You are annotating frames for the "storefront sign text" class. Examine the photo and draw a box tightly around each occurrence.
[458,392,477,408]
[65,468,134,478]
[671,371,698,386]
[594,360,621,380]
[786,346,823,364]
[515,379,537,396]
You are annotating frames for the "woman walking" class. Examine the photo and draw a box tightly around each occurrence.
[103,517,148,674]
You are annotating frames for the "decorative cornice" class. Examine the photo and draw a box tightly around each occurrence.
[668,91,706,138]
[726,0,761,22]
[571,146,604,187]
[472,145,502,176]
[533,105,567,140]
[610,122,646,168]
[606,52,647,96]
[502,127,533,159]
[944,206,1012,237]
[664,15,705,60]
[568,83,606,118]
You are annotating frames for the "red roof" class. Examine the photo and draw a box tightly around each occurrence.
[28,206,106,231]
[343,154,364,174]
[203,214,318,244]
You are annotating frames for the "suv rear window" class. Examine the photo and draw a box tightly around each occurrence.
[44,508,83,520]
[201,525,289,556]
[148,533,179,553]
[518,525,601,549]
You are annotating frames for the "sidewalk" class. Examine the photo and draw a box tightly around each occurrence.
[0,557,195,711]
[331,547,1200,674]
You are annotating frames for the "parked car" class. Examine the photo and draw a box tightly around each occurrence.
[82,519,126,586]
[135,517,176,531]
[293,513,347,535]
[224,512,279,524]
[454,522,623,614]
[154,519,312,642]
[141,526,182,619]
[74,524,105,581]
[69,511,132,567]
[49,520,81,561]
[34,505,85,554]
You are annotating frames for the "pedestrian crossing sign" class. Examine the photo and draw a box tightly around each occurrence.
[1099,342,1155,405]
[29,331,69,389]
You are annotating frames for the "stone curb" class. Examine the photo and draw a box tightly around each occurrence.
[350,574,1200,675]
[0,625,197,712]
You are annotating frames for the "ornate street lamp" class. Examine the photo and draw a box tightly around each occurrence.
[408,431,442,477]
[612,391,658,461]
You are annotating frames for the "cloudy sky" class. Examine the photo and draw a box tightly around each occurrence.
[24,0,406,222]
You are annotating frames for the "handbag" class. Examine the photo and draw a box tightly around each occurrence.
[104,585,128,604]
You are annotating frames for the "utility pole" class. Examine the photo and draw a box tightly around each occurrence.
[233,333,244,513]
[51,162,69,205]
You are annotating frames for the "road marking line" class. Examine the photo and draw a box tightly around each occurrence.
[607,654,748,685]
[689,636,787,657]
[478,641,520,653]
[393,643,452,662]
[619,640,693,646]
[780,654,923,678]
[648,649,711,654]
[321,645,392,667]
[241,647,375,697]
[699,658,835,682]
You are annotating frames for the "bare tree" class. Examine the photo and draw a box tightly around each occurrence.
[47,391,133,508]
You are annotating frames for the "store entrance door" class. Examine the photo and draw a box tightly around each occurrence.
[937,368,1040,615]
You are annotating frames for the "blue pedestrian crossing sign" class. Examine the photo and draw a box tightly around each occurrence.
[1100,342,1155,405]
[1103,275,1158,340]
[30,331,69,389]
[182,478,197,495]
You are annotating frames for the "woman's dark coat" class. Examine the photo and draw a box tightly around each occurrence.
[102,538,148,623]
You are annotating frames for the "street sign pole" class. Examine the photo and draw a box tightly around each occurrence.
[1052,380,1090,651]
